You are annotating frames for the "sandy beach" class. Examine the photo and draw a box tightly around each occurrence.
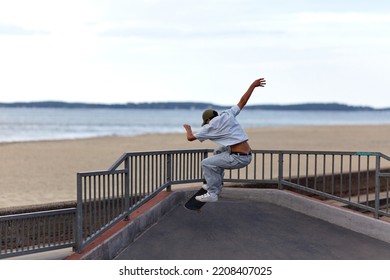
[1,124,390,209]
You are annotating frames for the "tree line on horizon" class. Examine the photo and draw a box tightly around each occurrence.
[0,101,388,111]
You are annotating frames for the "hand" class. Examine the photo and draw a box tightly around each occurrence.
[183,124,192,132]
[252,78,266,88]
[237,77,266,109]
[183,124,196,141]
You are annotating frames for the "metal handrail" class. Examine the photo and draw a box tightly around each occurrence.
[0,208,76,258]
[1,149,389,259]
[75,149,209,252]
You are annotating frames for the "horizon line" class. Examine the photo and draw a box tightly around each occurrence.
[0,100,389,111]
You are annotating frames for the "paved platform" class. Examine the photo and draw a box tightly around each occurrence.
[112,188,390,260]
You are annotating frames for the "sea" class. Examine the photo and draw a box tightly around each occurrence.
[1,107,390,143]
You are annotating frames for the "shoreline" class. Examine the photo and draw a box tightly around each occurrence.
[2,121,390,145]
[1,124,390,209]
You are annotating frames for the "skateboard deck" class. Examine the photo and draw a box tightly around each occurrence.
[184,187,207,211]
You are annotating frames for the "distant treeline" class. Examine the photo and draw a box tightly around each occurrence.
[0,101,388,111]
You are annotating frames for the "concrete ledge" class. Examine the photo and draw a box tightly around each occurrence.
[220,188,390,244]
[72,191,186,260]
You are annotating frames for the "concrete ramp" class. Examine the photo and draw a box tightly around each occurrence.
[70,188,390,260]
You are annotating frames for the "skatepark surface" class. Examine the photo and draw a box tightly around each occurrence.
[114,189,390,260]
[11,187,390,260]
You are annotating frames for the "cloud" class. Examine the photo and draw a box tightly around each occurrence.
[99,25,285,40]
[0,24,49,36]
[295,12,390,24]
[0,1,389,108]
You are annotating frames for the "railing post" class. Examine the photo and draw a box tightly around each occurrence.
[75,173,83,253]
[166,153,172,192]
[374,155,381,219]
[124,156,130,220]
[278,152,284,190]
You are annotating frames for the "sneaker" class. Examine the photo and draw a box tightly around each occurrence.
[195,192,218,202]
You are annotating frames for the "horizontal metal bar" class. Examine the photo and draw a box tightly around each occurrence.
[170,179,204,185]
[109,149,211,170]
[252,149,383,157]
[77,169,126,177]
[224,178,278,185]
[281,180,378,213]
[0,208,76,222]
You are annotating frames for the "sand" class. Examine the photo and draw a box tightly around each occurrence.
[1,124,390,209]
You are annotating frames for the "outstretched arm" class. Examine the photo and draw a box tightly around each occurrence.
[237,78,266,110]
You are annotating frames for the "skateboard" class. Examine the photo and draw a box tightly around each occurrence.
[184,187,207,211]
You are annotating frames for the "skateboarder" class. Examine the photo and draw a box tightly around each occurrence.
[183,77,266,202]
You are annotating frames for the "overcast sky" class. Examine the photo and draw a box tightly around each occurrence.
[0,0,389,108]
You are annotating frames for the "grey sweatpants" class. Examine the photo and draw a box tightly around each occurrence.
[202,146,252,195]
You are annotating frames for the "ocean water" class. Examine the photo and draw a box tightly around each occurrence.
[1,107,390,143]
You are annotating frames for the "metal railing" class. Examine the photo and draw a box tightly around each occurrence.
[0,208,76,258]
[75,149,390,253]
[1,149,389,258]
[75,149,208,252]
[274,150,390,219]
